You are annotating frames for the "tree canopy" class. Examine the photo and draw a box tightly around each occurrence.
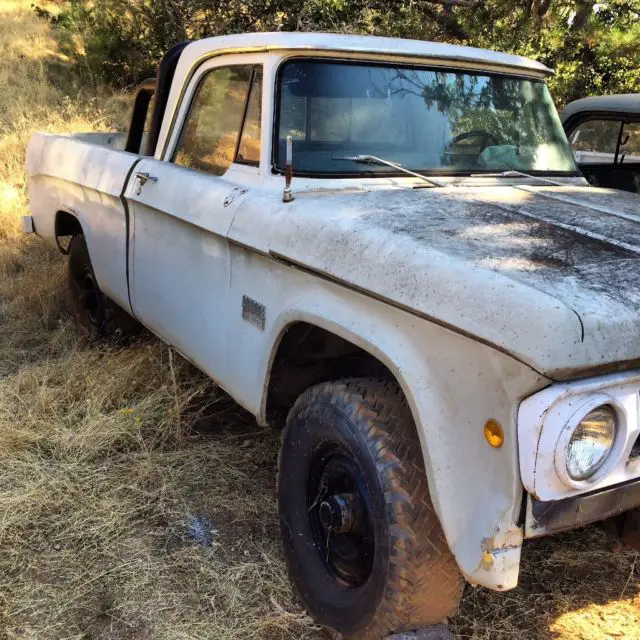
[38,0,640,105]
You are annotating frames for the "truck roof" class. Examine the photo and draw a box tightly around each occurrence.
[562,94,640,123]
[180,32,553,77]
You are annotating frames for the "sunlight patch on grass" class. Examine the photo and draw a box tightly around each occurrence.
[550,594,640,639]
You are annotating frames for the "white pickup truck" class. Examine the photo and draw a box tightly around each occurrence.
[25,32,640,639]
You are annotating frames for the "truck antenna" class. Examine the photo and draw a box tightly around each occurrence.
[283,135,295,203]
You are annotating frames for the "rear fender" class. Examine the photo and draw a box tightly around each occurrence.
[26,132,139,312]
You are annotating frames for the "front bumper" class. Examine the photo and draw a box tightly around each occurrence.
[526,477,640,537]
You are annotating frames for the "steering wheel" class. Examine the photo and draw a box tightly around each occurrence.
[448,130,498,152]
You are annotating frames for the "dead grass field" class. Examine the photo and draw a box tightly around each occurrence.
[0,2,639,638]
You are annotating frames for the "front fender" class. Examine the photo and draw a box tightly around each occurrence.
[224,246,549,590]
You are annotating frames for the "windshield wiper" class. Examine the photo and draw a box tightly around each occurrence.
[333,155,445,187]
[470,169,563,186]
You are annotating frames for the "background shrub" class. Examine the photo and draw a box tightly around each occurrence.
[34,0,640,105]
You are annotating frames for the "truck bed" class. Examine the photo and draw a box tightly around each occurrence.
[64,131,127,150]
[26,130,142,315]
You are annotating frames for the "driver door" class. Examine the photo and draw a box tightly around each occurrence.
[125,61,263,384]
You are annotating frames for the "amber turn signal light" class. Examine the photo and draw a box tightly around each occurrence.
[484,419,504,448]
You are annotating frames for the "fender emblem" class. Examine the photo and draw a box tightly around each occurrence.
[242,295,265,330]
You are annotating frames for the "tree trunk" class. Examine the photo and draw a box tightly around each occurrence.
[572,0,595,32]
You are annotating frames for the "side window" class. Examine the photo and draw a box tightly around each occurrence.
[569,119,621,165]
[174,65,262,176]
[237,68,262,165]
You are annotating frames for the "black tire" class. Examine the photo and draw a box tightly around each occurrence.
[67,235,139,340]
[279,378,463,639]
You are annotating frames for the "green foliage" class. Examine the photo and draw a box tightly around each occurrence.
[34,0,640,102]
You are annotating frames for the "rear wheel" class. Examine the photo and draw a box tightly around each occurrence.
[278,378,463,639]
[67,235,139,340]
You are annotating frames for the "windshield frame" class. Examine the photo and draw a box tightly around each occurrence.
[272,56,581,179]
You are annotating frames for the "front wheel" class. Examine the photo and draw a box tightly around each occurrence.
[278,378,463,639]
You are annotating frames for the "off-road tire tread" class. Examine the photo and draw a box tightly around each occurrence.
[67,235,139,340]
[284,377,463,639]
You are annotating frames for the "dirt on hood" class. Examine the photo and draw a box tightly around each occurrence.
[231,183,640,378]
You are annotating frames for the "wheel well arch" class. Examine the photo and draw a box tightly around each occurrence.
[54,210,84,254]
[264,320,412,426]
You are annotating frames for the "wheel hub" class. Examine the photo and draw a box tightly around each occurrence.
[307,446,375,587]
[319,493,363,534]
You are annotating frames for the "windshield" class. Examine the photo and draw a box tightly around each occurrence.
[275,60,577,176]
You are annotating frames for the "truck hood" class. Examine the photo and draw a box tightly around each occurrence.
[230,184,640,378]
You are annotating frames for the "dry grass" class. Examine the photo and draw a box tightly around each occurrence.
[0,2,638,639]
[0,4,320,639]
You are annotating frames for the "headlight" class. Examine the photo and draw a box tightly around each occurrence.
[566,405,617,481]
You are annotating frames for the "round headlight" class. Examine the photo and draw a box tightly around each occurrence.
[566,405,617,481]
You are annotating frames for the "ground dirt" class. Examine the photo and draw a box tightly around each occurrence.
[0,2,639,638]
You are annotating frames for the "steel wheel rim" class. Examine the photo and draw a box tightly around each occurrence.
[307,443,375,587]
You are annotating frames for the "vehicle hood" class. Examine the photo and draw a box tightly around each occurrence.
[230,184,640,378]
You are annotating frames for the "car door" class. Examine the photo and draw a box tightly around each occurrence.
[566,117,640,193]
[124,61,263,385]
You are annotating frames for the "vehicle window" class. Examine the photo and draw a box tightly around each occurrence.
[569,119,621,164]
[276,60,576,176]
[570,120,640,165]
[174,65,252,176]
[280,94,409,145]
[143,97,154,133]
[619,122,640,164]
[237,67,263,165]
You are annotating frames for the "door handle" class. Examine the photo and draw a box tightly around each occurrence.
[135,171,158,186]
[134,171,158,195]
